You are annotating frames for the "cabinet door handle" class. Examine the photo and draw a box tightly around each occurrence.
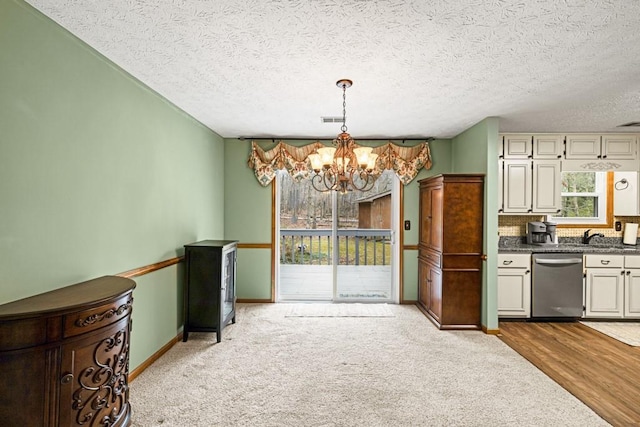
[626,271,631,275]
[621,270,626,275]
[502,260,512,265]
[603,155,607,159]
[600,260,610,265]
[525,270,530,274]
[61,373,74,384]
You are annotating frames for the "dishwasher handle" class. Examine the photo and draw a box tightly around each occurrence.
[534,258,582,265]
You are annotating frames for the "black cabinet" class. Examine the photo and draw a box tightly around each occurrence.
[183,240,238,343]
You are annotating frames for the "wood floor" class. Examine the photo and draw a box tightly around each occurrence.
[498,321,640,426]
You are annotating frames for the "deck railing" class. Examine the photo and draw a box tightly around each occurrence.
[280,229,391,266]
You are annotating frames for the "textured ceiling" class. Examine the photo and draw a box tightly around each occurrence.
[25,0,640,139]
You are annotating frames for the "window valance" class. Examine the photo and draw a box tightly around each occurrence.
[247,140,432,187]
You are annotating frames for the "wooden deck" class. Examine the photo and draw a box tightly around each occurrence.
[499,321,640,426]
[278,264,392,301]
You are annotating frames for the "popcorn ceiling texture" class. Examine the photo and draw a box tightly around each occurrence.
[498,215,640,238]
[23,0,640,139]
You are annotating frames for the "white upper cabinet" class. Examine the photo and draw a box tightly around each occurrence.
[502,134,532,159]
[602,134,637,160]
[613,171,639,216]
[502,160,532,213]
[533,134,564,159]
[501,159,561,214]
[565,134,601,159]
[532,160,562,213]
[565,134,637,160]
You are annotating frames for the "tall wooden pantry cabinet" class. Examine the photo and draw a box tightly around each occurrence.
[418,174,484,329]
[183,240,238,343]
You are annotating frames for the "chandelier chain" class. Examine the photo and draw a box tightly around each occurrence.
[341,83,347,133]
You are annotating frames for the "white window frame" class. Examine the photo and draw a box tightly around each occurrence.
[547,172,608,225]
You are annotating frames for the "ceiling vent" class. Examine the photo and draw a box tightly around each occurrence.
[321,116,344,124]
[617,121,640,127]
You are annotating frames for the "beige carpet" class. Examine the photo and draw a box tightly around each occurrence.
[130,303,608,427]
[580,321,640,346]
[285,303,394,317]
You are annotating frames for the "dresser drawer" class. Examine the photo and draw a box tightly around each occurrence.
[498,254,530,269]
[584,254,623,268]
[63,293,133,338]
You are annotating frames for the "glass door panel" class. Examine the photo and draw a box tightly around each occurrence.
[335,170,394,301]
[277,171,334,300]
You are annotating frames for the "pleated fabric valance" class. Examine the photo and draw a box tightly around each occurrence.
[247,140,432,187]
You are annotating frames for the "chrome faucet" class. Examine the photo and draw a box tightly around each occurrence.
[582,229,605,244]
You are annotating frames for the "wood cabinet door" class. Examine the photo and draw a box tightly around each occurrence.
[503,134,532,159]
[565,135,601,159]
[59,317,131,427]
[427,266,442,322]
[418,259,429,309]
[429,185,443,252]
[602,134,637,160]
[497,268,531,318]
[503,160,532,213]
[419,186,432,247]
[585,268,624,318]
[532,160,561,213]
[419,183,443,250]
[625,269,640,318]
[533,134,563,159]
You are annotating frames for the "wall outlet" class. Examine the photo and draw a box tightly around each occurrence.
[615,221,622,231]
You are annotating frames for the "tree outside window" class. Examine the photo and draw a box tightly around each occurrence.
[549,171,608,225]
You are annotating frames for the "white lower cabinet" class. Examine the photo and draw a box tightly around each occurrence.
[585,268,624,318]
[624,256,640,318]
[497,254,531,318]
[584,254,640,319]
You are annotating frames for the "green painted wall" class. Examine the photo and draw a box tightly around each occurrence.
[451,118,500,330]
[224,139,275,299]
[0,0,224,368]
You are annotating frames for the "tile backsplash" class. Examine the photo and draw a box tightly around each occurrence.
[498,215,640,238]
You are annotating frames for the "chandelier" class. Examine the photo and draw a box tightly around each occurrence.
[308,79,379,193]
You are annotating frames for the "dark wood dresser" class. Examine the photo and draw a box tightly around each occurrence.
[418,174,484,329]
[183,240,238,343]
[0,275,136,426]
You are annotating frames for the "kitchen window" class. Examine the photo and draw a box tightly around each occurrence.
[547,171,612,227]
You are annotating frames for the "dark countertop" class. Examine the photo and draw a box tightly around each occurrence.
[499,236,640,254]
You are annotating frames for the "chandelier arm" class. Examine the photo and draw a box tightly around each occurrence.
[349,173,376,192]
[310,173,332,193]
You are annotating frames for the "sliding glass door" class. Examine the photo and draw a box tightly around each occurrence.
[276,170,397,302]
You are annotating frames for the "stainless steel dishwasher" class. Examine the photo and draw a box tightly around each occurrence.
[531,253,584,318]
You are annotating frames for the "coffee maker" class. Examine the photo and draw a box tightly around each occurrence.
[527,221,558,245]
